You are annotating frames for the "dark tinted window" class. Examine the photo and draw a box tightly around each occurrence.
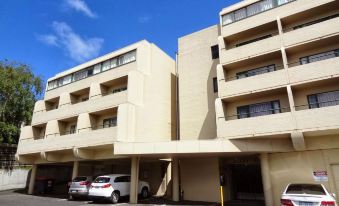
[211,45,219,59]
[94,177,110,183]
[114,176,130,183]
[73,176,88,182]
[286,184,326,195]
[213,77,218,93]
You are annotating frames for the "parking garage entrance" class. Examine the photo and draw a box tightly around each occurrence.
[220,155,264,204]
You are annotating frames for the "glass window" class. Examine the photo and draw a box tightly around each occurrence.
[111,58,118,68]
[237,64,276,79]
[308,91,339,109]
[103,117,117,128]
[73,70,87,81]
[213,77,218,93]
[300,49,339,65]
[102,60,110,71]
[93,64,102,74]
[237,100,281,119]
[70,125,76,134]
[118,51,136,65]
[94,177,110,183]
[234,8,247,21]
[222,13,234,25]
[87,68,93,76]
[211,45,219,59]
[286,184,326,195]
[63,75,72,85]
[307,94,319,109]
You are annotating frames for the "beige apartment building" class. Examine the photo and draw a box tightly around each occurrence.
[16,40,176,202]
[115,0,339,205]
[17,0,339,205]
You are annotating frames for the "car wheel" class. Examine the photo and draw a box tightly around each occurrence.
[111,191,120,204]
[141,187,149,199]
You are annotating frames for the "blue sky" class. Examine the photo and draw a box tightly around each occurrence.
[0,0,240,83]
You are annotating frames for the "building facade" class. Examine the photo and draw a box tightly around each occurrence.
[16,40,176,202]
[17,0,339,205]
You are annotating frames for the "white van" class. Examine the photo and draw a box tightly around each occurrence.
[88,174,150,203]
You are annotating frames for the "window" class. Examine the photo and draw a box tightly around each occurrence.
[307,90,339,109]
[114,176,130,183]
[236,34,272,47]
[73,70,88,81]
[237,100,281,119]
[300,49,339,65]
[112,87,127,94]
[102,60,110,71]
[213,77,218,93]
[103,117,117,128]
[211,45,219,59]
[286,184,326,195]
[236,64,276,79]
[222,0,295,26]
[70,125,76,134]
[94,177,110,183]
[94,64,102,74]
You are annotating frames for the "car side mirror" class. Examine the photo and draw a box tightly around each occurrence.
[331,193,336,198]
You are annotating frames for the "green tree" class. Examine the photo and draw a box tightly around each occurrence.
[0,60,43,144]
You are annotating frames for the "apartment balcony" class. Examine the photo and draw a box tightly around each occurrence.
[283,15,339,48]
[32,90,127,125]
[220,35,280,65]
[17,126,117,156]
[288,56,339,85]
[220,0,333,38]
[219,66,287,98]
[217,111,295,139]
[295,104,339,135]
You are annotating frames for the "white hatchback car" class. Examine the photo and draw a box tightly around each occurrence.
[281,183,337,206]
[88,174,150,203]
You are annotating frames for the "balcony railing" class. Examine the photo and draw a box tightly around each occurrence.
[224,107,291,120]
[284,13,339,32]
[287,51,339,67]
[225,64,284,82]
[295,99,339,111]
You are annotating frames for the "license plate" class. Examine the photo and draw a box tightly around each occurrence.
[299,202,313,206]
[71,190,77,193]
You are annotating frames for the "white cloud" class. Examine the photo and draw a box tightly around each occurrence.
[38,21,104,63]
[65,0,96,18]
[138,15,151,24]
[37,34,59,46]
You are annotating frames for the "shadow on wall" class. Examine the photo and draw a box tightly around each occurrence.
[198,59,219,140]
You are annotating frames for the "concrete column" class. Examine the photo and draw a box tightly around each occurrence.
[129,157,140,204]
[89,83,102,100]
[59,92,72,108]
[77,113,92,133]
[166,162,172,197]
[72,161,79,180]
[287,85,296,112]
[28,165,37,195]
[172,158,179,201]
[260,154,274,206]
[45,120,60,138]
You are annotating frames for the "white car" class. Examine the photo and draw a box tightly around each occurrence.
[281,183,337,206]
[88,174,150,203]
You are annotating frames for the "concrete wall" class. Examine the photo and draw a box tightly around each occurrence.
[178,25,220,140]
[180,157,220,202]
[0,168,29,191]
[268,147,339,205]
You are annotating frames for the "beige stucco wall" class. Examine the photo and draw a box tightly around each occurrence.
[178,25,219,140]
[180,157,220,202]
[268,148,339,205]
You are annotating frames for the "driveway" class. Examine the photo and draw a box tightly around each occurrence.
[0,189,216,206]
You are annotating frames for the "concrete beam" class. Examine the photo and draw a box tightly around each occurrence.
[28,165,37,195]
[291,131,306,151]
[172,158,179,201]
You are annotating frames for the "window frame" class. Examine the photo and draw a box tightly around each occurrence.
[237,100,281,119]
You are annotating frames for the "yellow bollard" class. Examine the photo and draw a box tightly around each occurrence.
[220,186,224,206]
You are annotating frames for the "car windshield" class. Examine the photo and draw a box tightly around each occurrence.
[286,184,326,195]
[73,176,87,182]
[94,177,110,183]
